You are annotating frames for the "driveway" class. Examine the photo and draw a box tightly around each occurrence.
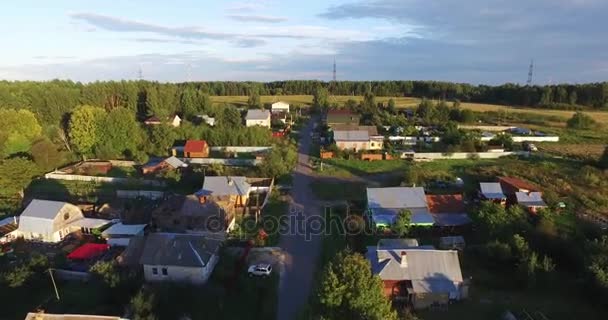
[277,115,324,320]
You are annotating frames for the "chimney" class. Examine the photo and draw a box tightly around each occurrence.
[400,251,408,268]
[227,176,234,185]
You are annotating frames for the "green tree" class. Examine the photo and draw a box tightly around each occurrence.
[147,125,177,156]
[490,133,513,149]
[387,98,396,114]
[0,157,40,198]
[567,111,596,129]
[598,146,608,169]
[130,289,157,320]
[97,108,143,158]
[30,138,64,171]
[317,250,397,320]
[0,109,42,157]
[259,141,298,178]
[392,209,412,236]
[248,89,262,109]
[313,86,329,110]
[69,105,106,155]
[90,260,121,288]
[569,90,578,105]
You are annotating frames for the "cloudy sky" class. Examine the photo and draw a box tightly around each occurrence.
[1,0,606,84]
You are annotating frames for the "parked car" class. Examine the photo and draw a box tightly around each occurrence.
[248,264,273,277]
[523,142,538,152]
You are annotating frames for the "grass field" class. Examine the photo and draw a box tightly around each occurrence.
[212,95,608,125]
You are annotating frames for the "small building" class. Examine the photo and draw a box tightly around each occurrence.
[479,182,506,204]
[170,115,182,127]
[141,156,188,175]
[139,233,222,285]
[102,223,147,246]
[515,192,548,214]
[9,199,110,243]
[271,101,290,113]
[426,194,471,227]
[365,244,465,309]
[196,114,216,126]
[367,187,434,228]
[325,109,360,126]
[245,109,271,127]
[181,140,209,158]
[333,129,384,152]
[196,176,251,207]
[499,176,540,195]
[144,116,162,126]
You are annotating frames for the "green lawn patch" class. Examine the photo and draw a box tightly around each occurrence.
[310,180,367,201]
[318,158,411,177]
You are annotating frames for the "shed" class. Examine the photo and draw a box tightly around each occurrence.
[479,182,506,202]
[183,140,209,158]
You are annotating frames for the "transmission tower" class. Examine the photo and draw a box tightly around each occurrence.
[526,59,534,86]
[137,65,143,81]
[332,58,336,81]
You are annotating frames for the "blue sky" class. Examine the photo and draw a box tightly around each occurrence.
[1,0,606,84]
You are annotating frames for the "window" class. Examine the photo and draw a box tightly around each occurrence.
[63,212,70,220]
[152,267,158,275]
[162,268,168,276]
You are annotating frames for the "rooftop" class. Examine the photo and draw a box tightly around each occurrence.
[184,140,208,153]
[246,109,271,120]
[516,192,547,207]
[367,187,428,210]
[426,194,465,214]
[197,176,251,197]
[102,223,147,237]
[479,182,505,200]
[139,233,223,267]
[333,130,370,141]
[499,176,540,193]
[331,124,378,136]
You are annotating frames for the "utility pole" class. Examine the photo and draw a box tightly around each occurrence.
[526,59,534,86]
[332,58,336,82]
[48,269,60,301]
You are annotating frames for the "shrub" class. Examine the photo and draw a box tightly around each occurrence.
[567,112,596,129]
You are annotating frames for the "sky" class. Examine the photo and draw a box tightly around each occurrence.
[0,0,606,84]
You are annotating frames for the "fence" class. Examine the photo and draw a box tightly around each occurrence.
[116,190,165,200]
[409,151,529,161]
[181,158,261,166]
[458,125,516,131]
[44,172,165,187]
[108,160,138,167]
[53,269,91,282]
[209,146,272,153]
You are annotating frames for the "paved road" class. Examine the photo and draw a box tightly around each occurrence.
[277,116,323,320]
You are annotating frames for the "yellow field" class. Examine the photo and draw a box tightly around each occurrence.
[211,95,608,124]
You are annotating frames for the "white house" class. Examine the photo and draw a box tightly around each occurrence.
[9,199,110,242]
[171,115,182,127]
[271,101,290,113]
[139,233,222,285]
[245,109,271,127]
[101,223,147,246]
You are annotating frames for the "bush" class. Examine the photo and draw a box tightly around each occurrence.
[567,112,596,129]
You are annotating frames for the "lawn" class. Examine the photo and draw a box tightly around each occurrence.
[309,180,367,201]
[317,158,411,178]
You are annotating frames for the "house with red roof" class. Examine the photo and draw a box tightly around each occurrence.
[178,140,209,158]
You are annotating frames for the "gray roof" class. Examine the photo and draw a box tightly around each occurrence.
[431,213,472,226]
[334,130,369,142]
[139,233,222,267]
[246,109,270,120]
[366,248,463,294]
[480,182,505,199]
[198,176,251,197]
[20,199,73,220]
[378,238,420,249]
[515,192,547,207]
[164,156,187,168]
[367,187,428,210]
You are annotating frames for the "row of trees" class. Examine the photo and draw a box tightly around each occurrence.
[1,80,606,126]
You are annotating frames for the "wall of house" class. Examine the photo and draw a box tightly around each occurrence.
[336,140,370,152]
[143,254,219,285]
[412,292,449,309]
[185,149,209,158]
[246,119,270,127]
[44,173,165,186]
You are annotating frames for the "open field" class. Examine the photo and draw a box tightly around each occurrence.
[212,95,608,124]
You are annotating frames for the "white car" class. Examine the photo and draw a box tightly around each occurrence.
[248,264,272,277]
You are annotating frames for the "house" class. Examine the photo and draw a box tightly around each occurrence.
[479,182,506,204]
[426,194,471,227]
[141,156,188,175]
[25,313,128,320]
[366,243,465,309]
[367,187,434,228]
[144,116,162,125]
[331,124,378,135]
[333,129,384,151]
[245,109,271,127]
[196,176,251,208]
[8,200,110,243]
[515,192,548,214]
[180,140,209,158]
[139,233,222,285]
[325,109,360,126]
[196,114,216,126]
[170,114,182,127]
[271,101,290,113]
[102,223,147,246]
[499,176,540,195]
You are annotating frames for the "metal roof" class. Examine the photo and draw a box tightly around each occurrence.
[102,223,147,237]
[67,218,111,229]
[432,213,472,226]
[366,248,463,294]
[198,176,251,197]
[246,109,270,120]
[367,187,428,210]
[333,130,369,141]
[139,233,222,267]
[516,192,547,207]
[164,156,187,168]
[18,200,84,236]
[479,182,505,199]
[20,199,74,220]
